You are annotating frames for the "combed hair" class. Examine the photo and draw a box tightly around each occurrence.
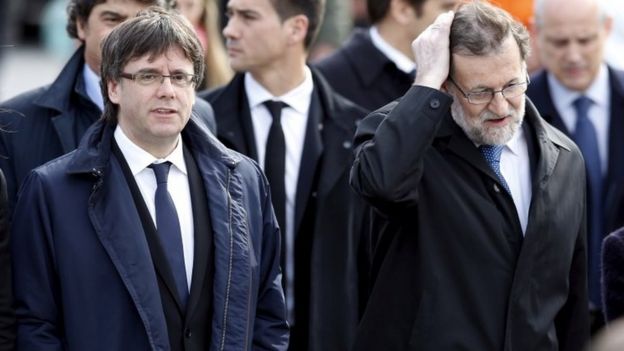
[271,0,325,49]
[100,6,205,123]
[66,0,174,40]
[366,0,426,24]
[450,1,530,67]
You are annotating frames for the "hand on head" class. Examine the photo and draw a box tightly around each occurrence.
[412,10,454,89]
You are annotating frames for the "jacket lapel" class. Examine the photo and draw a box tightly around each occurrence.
[213,74,258,160]
[605,68,624,230]
[89,154,170,350]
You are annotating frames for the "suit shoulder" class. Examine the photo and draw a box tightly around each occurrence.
[0,86,50,115]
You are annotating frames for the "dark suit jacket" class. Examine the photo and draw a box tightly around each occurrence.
[0,47,217,212]
[0,170,13,350]
[201,69,367,351]
[603,226,624,322]
[314,28,413,111]
[527,68,624,235]
[350,86,589,350]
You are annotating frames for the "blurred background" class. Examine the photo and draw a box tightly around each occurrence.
[1,0,623,101]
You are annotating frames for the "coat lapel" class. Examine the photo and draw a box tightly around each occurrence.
[89,155,170,350]
[213,74,258,160]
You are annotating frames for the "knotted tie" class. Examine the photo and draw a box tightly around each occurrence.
[264,100,288,233]
[573,95,603,307]
[479,144,511,194]
[150,162,189,307]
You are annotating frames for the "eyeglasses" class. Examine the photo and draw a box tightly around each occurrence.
[120,72,197,87]
[447,75,530,105]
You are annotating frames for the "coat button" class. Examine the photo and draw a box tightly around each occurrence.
[342,140,352,149]
[185,328,192,338]
[493,183,500,193]
[430,99,440,109]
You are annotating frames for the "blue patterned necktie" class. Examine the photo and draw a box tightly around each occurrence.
[573,95,603,307]
[479,144,511,194]
[150,162,189,307]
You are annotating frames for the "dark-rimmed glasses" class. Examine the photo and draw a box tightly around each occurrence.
[447,75,530,105]
[120,72,197,87]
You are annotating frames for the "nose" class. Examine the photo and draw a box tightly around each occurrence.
[223,17,237,40]
[156,76,176,99]
[564,41,583,64]
[488,91,511,117]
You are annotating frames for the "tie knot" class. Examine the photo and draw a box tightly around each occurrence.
[479,144,504,164]
[150,162,172,184]
[264,100,287,122]
[573,95,592,119]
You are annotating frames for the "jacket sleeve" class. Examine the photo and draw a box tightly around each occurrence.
[0,170,15,351]
[349,86,453,214]
[602,229,624,322]
[253,175,289,350]
[555,209,590,351]
[10,171,63,351]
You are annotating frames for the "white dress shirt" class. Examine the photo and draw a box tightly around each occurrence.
[244,68,313,323]
[369,26,415,74]
[547,64,610,175]
[500,126,532,234]
[82,64,104,111]
[114,126,194,290]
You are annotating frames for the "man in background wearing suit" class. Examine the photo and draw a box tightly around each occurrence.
[10,8,288,350]
[351,3,588,350]
[201,0,367,349]
[315,0,458,110]
[527,0,624,331]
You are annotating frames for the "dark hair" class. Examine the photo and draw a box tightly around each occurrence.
[100,6,205,123]
[450,1,530,65]
[66,0,175,40]
[366,0,426,24]
[270,0,325,49]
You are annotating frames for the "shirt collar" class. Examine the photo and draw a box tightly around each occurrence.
[82,63,104,111]
[244,66,314,114]
[505,122,525,157]
[547,63,610,109]
[114,125,187,176]
[369,26,415,74]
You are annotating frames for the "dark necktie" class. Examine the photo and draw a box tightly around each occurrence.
[263,100,288,233]
[479,144,511,194]
[573,95,603,307]
[150,162,189,307]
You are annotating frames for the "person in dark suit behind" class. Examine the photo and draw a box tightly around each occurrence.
[602,227,624,322]
[0,0,216,213]
[200,0,367,349]
[0,169,13,350]
[526,0,624,332]
[10,8,288,350]
[314,0,458,111]
[350,3,589,350]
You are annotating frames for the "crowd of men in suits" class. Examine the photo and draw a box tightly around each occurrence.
[1,0,624,350]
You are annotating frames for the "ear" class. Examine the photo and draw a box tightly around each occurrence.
[76,18,88,41]
[108,79,121,104]
[285,14,309,46]
[603,15,613,37]
[391,0,416,25]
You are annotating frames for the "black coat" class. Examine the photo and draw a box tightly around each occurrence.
[314,28,413,111]
[0,170,13,350]
[0,47,216,212]
[200,69,368,351]
[602,227,624,322]
[350,86,589,350]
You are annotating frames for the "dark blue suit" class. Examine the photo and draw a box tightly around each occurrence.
[527,68,624,316]
[0,47,216,212]
[314,28,413,111]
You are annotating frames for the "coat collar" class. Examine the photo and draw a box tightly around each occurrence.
[65,115,240,177]
[342,28,398,88]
